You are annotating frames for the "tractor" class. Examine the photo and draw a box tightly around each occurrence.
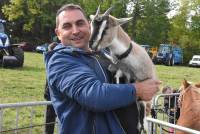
[153,44,183,66]
[0,19,24,68]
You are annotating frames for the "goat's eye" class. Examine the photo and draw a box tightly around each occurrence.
[94,20,101,26]
[96,17,102,21]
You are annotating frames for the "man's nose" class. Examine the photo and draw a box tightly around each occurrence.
[72,25,80,34]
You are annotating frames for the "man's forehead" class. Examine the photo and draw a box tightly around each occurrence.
[58,9,87,22]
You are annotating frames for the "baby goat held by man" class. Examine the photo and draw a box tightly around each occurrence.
[89,6,157,134]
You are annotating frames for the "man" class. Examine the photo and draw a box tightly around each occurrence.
[162,86,180,133]
[44,80,57,134]
[45,3,161,134]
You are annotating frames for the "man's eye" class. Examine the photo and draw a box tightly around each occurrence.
[63,24,71,29]
[77,21,86,27]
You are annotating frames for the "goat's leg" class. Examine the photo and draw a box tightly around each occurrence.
[115,69,123,84]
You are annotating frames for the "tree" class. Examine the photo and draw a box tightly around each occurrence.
[2,0,128,44]
[2,0,79,44]
[126,0,171,46]
[168,0,200,63]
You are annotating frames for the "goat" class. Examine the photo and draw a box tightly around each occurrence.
[89,6,157,134]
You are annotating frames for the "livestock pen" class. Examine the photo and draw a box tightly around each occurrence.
[0,94,200,134]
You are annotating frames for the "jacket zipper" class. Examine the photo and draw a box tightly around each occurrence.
[92,113,96,134]
[113,112,127,134]
[91,56,108,83]
[91,55,126,134]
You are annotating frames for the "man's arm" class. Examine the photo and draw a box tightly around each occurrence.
[47,52,136,112]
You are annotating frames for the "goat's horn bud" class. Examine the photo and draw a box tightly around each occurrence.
[95,5,100,16]
[103,6,114,16]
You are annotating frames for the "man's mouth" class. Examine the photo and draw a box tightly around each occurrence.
[71,37,82,41]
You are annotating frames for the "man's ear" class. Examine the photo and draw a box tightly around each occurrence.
[55,28,61,40]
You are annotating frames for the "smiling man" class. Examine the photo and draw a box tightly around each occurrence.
[55,4,91,51]
[45,3,161,134]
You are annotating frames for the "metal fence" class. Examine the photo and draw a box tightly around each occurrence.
[149,93,200,134]
[0,101,58,134]
[146,117,200,134]
[1,95,200,134]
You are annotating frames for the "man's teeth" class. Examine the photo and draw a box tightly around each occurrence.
[72,37,81,40]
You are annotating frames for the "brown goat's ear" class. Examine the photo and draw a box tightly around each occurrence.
[195,82,200,88]
[117,17,133,26]
[183,79,190,89]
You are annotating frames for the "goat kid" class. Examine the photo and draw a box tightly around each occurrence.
[89,6,157,134]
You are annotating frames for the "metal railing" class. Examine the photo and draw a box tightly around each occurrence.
[146,117,200,134]
[150,93,200,134]
[1,97,200,134]
[0,101,58,134]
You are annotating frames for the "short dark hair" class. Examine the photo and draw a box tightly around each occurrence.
[162,86,171,93]
[56,3,86,28]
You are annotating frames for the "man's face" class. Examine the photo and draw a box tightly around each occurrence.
[55,9,91,51]
[165,88,172,94]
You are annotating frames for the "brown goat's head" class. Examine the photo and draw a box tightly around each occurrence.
[89,6,132,51]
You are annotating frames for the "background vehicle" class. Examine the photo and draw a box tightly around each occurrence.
[153,44,183,66]
[36,43,48,53]
[141,44,158,60]
[19,42,36,52]
[188,55,200,67]
[0,19,24,68]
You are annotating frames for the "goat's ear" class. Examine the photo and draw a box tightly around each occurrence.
[183,79,190,89]
[195,82,200,88]
[90,15,95,20]
[117,17,133,25]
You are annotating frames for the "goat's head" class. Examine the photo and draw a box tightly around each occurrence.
[89,6,132,51]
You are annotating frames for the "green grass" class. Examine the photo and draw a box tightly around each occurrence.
[1,52,200,103]
[0,52,200,133]
[156,65,200,90]
[0,52,46,103]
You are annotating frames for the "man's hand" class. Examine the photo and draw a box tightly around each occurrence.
[134,79,162,101]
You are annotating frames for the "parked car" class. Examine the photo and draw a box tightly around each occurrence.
[36,43,48,53]
[189,55,200,67]
[19,42,35,52]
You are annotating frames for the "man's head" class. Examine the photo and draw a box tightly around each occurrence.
[55,4,91,51]
[162,86,172,94]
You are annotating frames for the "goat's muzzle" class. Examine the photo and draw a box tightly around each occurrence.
[89,40,98,51]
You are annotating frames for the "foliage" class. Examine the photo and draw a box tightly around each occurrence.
[128,0,171,47]
[0,0,199,62]
[168,0,200,63]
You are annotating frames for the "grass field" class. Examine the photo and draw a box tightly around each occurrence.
[0,52,46,103]
[1,52,200,103]
[0,52,200,133]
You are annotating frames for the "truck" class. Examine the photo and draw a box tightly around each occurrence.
[153,44,183,66]
[0,19,24,68]
[141,44,158,60]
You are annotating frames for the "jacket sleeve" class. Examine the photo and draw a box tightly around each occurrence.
[46,51,136,112]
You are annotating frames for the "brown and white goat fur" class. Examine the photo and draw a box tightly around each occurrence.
[89,6,157,133]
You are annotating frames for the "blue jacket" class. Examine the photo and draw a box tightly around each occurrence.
[44,44,137,134]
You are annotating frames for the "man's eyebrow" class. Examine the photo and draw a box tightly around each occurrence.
[76,19,86,23]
